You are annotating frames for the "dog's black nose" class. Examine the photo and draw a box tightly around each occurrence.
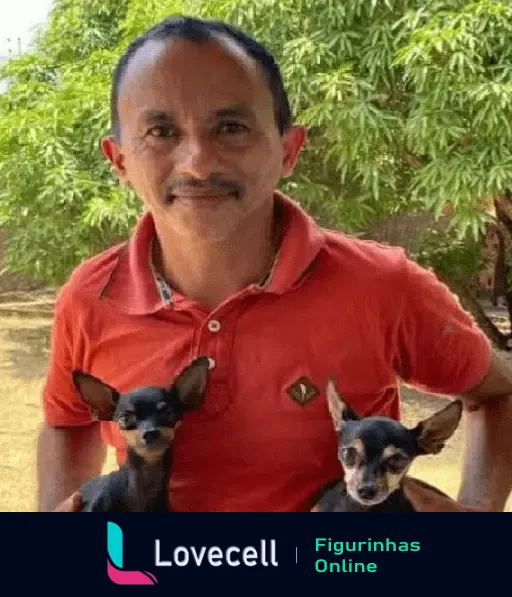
[142,429,161,444]
[357,484,378,500]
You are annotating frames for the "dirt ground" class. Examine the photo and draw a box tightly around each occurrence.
[0,291,511,512]
[0,293,117,512]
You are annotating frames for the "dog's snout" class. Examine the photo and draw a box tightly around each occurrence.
[142,429,161,444]
[357,483,378,500]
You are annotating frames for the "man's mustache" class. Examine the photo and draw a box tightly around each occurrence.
[165,175,244,199]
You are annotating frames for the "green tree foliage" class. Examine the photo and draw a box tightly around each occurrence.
[1,0,512,294]
[0,0,136,283]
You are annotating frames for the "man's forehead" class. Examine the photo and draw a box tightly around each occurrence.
[125,34,254,69]
[138,103,258,125]
[118,35,268,110]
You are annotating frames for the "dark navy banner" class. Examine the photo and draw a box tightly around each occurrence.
[3,514,506,594]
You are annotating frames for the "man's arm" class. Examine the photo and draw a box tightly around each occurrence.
[457,351,512,511]
[37,422,106,512]
[389,252,512,512]
[37,283,106,512]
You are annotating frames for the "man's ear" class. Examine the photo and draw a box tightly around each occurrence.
[100,135,131,188]
[280,125,307,177]
[72,371,120,421]
[172,357,211,410]
[326,377,360,432]
[412,399,463,455]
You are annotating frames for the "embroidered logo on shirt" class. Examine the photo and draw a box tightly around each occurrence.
[286,377,320,406]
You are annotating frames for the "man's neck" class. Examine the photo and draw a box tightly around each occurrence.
[151,202,281,312]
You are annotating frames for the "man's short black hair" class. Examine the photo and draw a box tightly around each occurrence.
[110,15,293,139]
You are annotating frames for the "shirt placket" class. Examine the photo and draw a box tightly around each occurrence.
[190,310,234,417]
[148,244,236,416]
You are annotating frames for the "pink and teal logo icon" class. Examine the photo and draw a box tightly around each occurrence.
[107,522,158,585]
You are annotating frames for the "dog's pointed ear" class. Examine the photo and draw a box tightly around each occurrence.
[72,370,120,421]
[172,356,210,410]
[326,377,359,432]
[412,399,463,455]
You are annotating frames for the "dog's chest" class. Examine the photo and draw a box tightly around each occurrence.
[125,463,169,512]
[80,471,130,512]
[79,465,169,512]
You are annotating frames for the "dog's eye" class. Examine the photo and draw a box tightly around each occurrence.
[385,454,409,472]
[118,413,137,428]
[340,446,358,466]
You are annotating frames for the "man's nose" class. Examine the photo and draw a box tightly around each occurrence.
[173,136,219,180]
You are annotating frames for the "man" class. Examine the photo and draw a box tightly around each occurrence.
[38,15,512,513]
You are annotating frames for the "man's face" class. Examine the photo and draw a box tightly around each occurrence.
[102,35,306,240]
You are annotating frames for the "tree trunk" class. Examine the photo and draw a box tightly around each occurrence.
[437,273,510,351]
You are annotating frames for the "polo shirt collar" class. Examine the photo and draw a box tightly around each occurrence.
[263,191,326,294]
[101,191,327,315]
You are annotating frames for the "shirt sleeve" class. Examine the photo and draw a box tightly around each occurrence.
[392,254,494,396]
[41,284,94,427]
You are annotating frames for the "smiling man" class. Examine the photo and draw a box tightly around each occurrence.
[37,15,512,513]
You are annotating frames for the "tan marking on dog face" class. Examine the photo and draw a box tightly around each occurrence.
[135,445,169,462]
[384,470,406,494]
[342,440,365,498]
[344,444,412,506]
[340,439,365,465]
[351,439,365,458]
[346,463,388,505]
[382,446,411,496]
[161,420,182,442]
[344,465,362,492]
[121,429,138,449]
[382,446,410,470]
[120,427,175,463]
[383,445,402,458]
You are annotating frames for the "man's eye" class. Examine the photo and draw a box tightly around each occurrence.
[147,126,174,138]
[217,121,247,135]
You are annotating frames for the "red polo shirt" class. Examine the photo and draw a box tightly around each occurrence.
[42,192,493,511]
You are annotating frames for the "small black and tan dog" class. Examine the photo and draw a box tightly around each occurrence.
[71,356,210,512]
[313,378,464,512]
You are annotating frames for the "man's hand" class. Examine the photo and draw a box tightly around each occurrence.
[403,477,488,512]
[53,492,83,512]
[37,422,105,512]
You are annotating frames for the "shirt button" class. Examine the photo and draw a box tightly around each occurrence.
[208,358,216,370]
[208,319,221,333]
